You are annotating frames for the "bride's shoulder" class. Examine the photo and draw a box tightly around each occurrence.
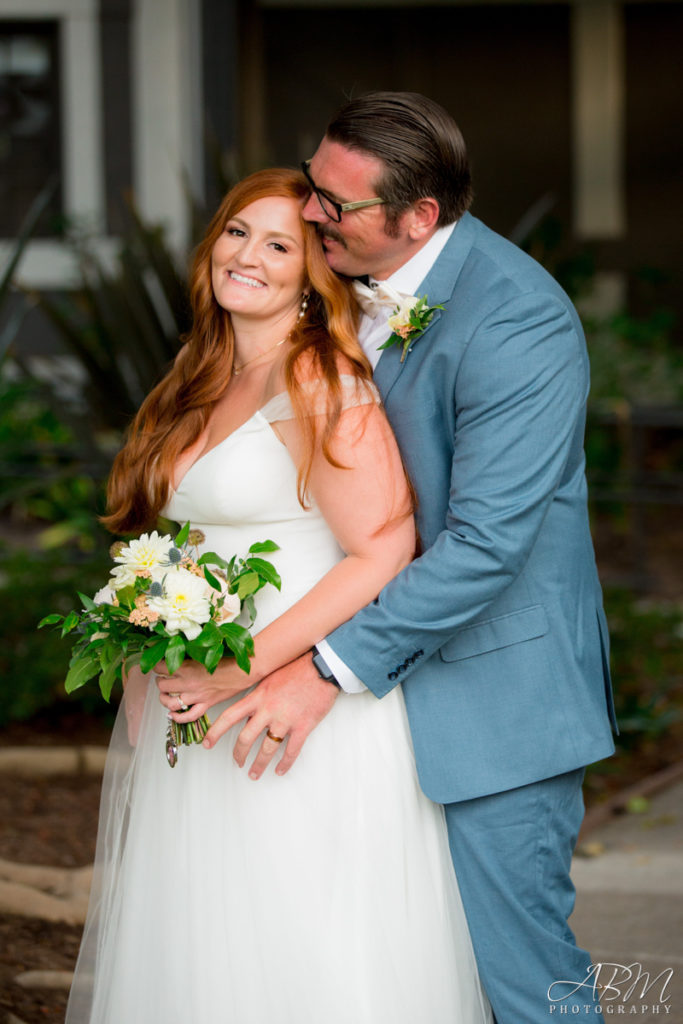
[293,352,379,408]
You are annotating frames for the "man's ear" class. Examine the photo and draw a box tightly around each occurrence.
[406,198,440,241]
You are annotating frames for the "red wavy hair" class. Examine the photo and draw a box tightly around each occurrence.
[103,169,373,534]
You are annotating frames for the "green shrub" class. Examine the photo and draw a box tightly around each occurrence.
[0,543,114,721]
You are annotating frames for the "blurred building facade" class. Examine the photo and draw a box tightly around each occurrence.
[1,0,682,326]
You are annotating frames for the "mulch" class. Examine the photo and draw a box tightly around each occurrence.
[1,710,107,1024]
[0,771,102,1024]
[0,916,85,1024]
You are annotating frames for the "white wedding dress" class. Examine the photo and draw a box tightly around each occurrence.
[66,379,492,1024]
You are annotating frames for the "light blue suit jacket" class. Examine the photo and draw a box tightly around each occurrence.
[327,213,616,804]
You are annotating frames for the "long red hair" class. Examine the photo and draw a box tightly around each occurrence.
[103,169,373,534]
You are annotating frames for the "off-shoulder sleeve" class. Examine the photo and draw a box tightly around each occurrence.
[259,374,380,422]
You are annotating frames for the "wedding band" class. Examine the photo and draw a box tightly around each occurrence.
[266,729,284,743]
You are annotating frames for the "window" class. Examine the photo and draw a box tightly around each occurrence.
[0,20,62,236]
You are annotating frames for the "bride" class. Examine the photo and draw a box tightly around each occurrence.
[66,168,492,1023]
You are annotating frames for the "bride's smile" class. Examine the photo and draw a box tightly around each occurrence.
[229,271,265,288]
[211,196,307,339]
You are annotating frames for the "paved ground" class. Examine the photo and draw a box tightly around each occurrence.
[570,780,682,1022]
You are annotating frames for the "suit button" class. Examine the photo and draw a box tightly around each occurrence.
[416,650,424,658]
[397,664,406,674]
[388,671,398,681]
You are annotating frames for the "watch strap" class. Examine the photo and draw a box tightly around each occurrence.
[311,645,341,689]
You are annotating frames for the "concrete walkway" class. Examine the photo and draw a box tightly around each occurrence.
[571,779,682,1021]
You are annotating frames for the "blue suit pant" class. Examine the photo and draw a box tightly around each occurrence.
[444,769,599,1022]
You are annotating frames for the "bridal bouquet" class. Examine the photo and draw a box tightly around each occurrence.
[39,522,280,765]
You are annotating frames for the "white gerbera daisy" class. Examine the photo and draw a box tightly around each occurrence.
[146,566,214,640]
[110,531,174,589]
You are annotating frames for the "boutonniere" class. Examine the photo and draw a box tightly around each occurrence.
[378,294,444,363]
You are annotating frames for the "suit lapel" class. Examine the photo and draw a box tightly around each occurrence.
[373,213,477,402]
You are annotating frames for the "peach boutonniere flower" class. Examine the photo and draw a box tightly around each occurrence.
[378,294,443,363]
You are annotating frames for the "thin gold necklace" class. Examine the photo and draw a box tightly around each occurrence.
[232,336,287,376]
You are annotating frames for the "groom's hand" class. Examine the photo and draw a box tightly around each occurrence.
[202,652,339,779]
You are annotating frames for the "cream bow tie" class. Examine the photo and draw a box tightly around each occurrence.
[352,279,410,319]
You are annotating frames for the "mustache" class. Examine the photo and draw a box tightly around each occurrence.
[316,225,347,248]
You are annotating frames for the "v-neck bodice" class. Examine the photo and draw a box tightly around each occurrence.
[163,376,377,631]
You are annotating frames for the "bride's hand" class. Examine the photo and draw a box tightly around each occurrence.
[156,658,254,722]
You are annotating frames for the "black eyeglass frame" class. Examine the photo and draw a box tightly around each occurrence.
[301,160,386,223]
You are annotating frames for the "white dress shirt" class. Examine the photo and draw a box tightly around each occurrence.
[318,222,456,692]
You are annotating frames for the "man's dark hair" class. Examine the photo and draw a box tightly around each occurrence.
[326,91,473,230]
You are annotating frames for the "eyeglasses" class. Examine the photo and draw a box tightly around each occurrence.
[301,160,386,223]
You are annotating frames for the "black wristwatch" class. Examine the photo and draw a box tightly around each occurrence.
[311,645,341,689]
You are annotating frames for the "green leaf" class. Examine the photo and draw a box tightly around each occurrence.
[197,551,230,570]
[38,613,63,628]
[245,557,281,591]
[175,521,190,547]
[77,591,98,612]
[165,634,187,674]
[61,610,80,636]
[109,605,131,619]
[377,333,399,352]
[236,571,260,599]
[226,644,251,674]
[99,652,124,702]
[243,594,257,627]
[186,621,223,656]
[115,585,136,608]
[139,637,169,674]
[248,540,280,554]
[220,622,254,674]
[626,795,650,815]
[64,655,101,694]
[200,620,224,644]
[203,566,221,592]
[203,645,223,674]
[99,641,118,668]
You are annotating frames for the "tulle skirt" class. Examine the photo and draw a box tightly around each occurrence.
[66,674,492,1023]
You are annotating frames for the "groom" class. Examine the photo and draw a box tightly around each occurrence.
[190,93,616,1020]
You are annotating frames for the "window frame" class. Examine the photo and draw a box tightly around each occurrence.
[0,0,104,287]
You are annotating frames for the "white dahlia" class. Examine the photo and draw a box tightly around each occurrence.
[93,584,116,606]
[110,531,174,589]
[146,566,214,640]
